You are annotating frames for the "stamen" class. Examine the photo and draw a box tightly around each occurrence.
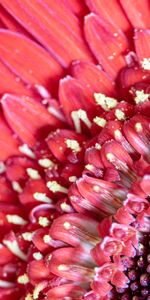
[18,274,29,284]
[47,181,68,193]
[19,144,35,159]
[115,109,126,120]
[134,90,150,104]
[94,93,118,111]
[26,168,41,179]
[6,214,27,225]
[12,181,23,193]
[65,139,81,153]
[93,116,107,127]
[71,109,92,133]
[33,192,52,203]
[38,217,50,227]
[141,58,150,70]
[38,158,55,169]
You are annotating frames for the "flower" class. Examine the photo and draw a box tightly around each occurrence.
[0,1,150,300]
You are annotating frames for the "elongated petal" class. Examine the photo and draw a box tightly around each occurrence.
[0,115,20,161]
[46,283,85,299]
[61,0,88,16]
[84,14,127,79]
[0,30,63,93]
[85,0,131,34]
[1,94,63,146]
[134,29,150,71]
[1,1,94,68]
[120,0,150,28]
[71,61,117,97]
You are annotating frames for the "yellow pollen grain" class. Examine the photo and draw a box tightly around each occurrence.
[93,116,107,127]
[135,90,149,104]
[135,122,143,132]
[47,181,68,193]
[85,164,94,171]
[33,252,43,260]
[94,93,118,111]
[65,139,81,153]
[18,274,29,284]
[63,221,71,230]
[38,216,50,227]
[22,232,33,241]
[69,176,77,182]
[38,158,55,169]
[141,58,150,70]
[25,293,33,300]
[115,109,126,120]
[33,192,52,203]
[6,214,27,225]
[95,143,101,150]
[43,234,51,244]
[12,181,23,193]
[114,129,122,139]
[106,153,115,162]
[19,144,35,159]
[26,168,41,179]
[60,202,72,212]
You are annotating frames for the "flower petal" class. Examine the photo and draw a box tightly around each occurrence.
[134,29,150,71]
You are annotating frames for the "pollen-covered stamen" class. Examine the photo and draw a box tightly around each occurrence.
[93,116,107,127]
[65,139,81,153]
[47,181,68,194]
[12,181,23,193]
[38,216,50,227]
[3,231,27,261]
[33,192,52,203]
[26,168,41,179]
[71,109,92,133]
[94,93,118,111]
[50,213,100,248]
[19,144,35,159]
[141,58,150,70]
[17,273,29,285]
[6,214,27,225]
[115,109,126,120]
[38,158,55,169]
[33,281,48,299]
[134,89,150,104]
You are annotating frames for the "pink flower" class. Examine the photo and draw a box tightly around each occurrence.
[0,1,150,299]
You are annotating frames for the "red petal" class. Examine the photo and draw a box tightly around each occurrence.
[59,76,98,130]
[1,1,94,68]
[134,29,150,70]
[50,213,99,247]
[46,283,85,300]
[84,13,127,79]
[61,0,88,17]
[0,244,15,265]
[85,0,131,34]
[0,115,20,161]
[0,176,17,204]
[49,247,94,282]
[28,259,51,284]
[71,61,117,97]
[0,29,63,93]
[120,0,150,29]
[1,94,63,147]
[0,60,34,97]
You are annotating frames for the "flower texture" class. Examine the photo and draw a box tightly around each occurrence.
[0,1,150,300]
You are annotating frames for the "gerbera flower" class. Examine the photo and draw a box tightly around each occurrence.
[0,1,150,300]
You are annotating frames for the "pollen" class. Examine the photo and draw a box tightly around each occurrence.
[38,216,50,227]
[12,181,23,193]
[95,143,101,150]
[134,90,150,104]
[71,109,92,133]
[43,234,51,243]
[63,221,71,229]
[135,122,143,132]
[0,162,6,174]
[22,232,33,241]
[85,164,94,171]
[114,129,122,139]
[33,192,52,203]
[115,109,126,120]
[25,293,33,300]
[69,176,77,182]
[141,58,150,70]
[60,202,72,212]
[47,180,68,193]
[58,264,69,271]
[94,93,118,111]
[6,214,27,225]
[33,252,43,260]
[19,144,35,159]
[38,158,55,169]
[26,168,41,179]
[93,116,107,127]
[65,139,81,153]
[18,273,29,284]
[106,153,115,162]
